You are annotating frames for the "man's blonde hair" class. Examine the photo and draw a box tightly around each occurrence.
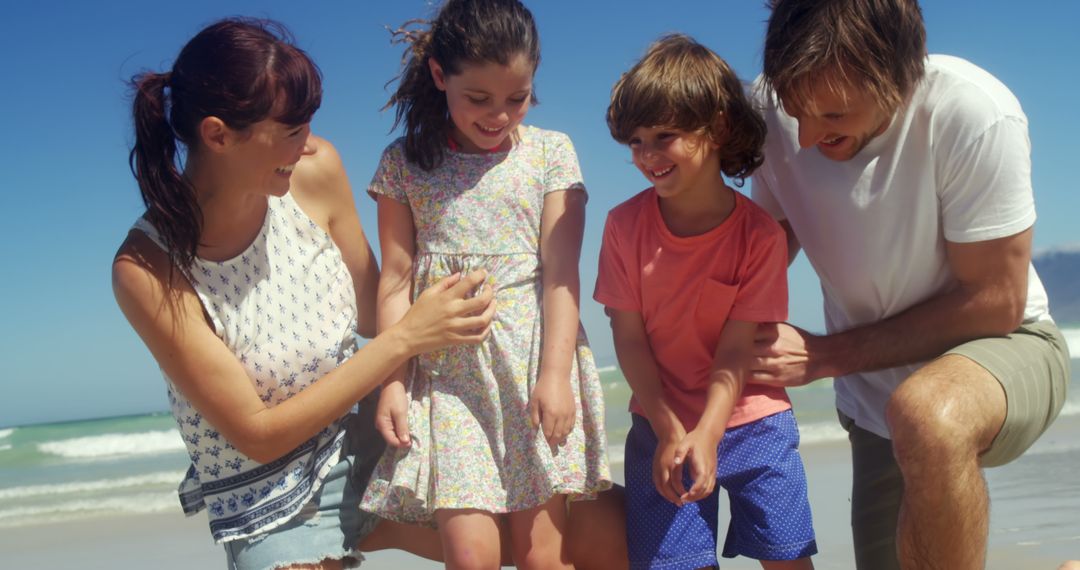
[762,0,927,114]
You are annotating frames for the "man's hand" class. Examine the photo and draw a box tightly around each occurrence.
[750,322,826,387]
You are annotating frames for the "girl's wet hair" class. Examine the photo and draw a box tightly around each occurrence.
[385,0,540,171]
[129,17,322,270]
[607,34,766,186]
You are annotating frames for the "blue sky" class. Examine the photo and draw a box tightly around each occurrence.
[2,1,1077,427]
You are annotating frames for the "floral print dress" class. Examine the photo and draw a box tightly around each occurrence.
[359,125,611,525]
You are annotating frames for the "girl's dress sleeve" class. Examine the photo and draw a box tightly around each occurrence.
[542,131,586,195]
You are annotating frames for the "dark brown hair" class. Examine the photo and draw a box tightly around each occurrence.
[762,0,926,113]
[384,0,540,171]
[607,34,766,186]
[129,17,322,271]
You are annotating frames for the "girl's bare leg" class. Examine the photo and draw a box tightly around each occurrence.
[508,495,574,570]
[435,508,503,570]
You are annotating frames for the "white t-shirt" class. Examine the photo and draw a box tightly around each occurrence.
[751,55,1052,439]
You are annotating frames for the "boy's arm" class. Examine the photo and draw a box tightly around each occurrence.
[534,189,586,447]
[677,318,756,504]
[607,307,687,505]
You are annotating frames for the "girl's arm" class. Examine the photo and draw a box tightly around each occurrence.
[112,234,493,464]
[290,137,380,338]
[675,318,756,503]
[533,189,586,447]
[606,307,687,505]
[373,195,423,448]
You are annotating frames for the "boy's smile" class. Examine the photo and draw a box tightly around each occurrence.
[628,126,721,201]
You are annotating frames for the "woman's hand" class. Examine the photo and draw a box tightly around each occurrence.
[392,269,495,355]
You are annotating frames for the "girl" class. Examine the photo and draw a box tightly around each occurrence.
[113,18,497,570]
[595,35,817,569]
[358,0,612,567]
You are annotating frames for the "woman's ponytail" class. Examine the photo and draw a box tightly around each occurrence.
[129,71,202,270]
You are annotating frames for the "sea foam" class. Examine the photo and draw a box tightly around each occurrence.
[0,428,13,440]
[0,493,180,527]
[0,471,184,501]
[1063,327,1080,358]
[798,421,849,445]
[37,429,185,460]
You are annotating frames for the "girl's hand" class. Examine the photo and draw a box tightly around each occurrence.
[672,428,722,504]
[394,270,495,355]
[528,373,576,448]
[375,380,411,448]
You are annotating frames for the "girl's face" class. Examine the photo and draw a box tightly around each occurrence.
[627,126,721,200]
[429,53,534,153]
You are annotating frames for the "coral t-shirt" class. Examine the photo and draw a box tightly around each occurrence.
[594,189,791,430]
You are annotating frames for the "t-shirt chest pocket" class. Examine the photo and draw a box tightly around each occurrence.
[695,278,739,351]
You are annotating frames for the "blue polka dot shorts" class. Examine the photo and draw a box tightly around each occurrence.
[624,410,817,569]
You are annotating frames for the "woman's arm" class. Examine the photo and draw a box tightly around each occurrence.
[112,232,492,464]
[534,189,586,447]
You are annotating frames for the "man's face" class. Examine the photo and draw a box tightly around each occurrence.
[781,79,894,161]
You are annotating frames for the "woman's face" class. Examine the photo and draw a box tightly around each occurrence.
[229,118,316,196]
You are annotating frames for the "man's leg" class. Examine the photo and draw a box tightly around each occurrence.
[884,321,1068,570]
[840,412,903,570]
[885,354,1004,570]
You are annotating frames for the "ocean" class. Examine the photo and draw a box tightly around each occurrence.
[2,328,1077,530]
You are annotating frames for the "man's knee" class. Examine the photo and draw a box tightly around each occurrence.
[885,358,1003,468]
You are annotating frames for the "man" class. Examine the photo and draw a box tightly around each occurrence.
[748,1,1071,569]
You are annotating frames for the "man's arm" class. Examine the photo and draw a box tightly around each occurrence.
[753,227,1031,385]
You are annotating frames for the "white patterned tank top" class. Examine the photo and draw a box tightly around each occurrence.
[133,191,358,542]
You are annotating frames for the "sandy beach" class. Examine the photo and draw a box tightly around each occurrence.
[3,412,1077,569]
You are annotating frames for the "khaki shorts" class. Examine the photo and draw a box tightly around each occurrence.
[841,320,1070,569]
[946,319,1070,466]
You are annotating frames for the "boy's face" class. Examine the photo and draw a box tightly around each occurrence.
[627,126,720,199]
[780,79,894,162]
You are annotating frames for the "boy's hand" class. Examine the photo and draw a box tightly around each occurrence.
[650,419,687,505]
[673,428,722,503]
[374,380,411,448]
[529,373,576,448]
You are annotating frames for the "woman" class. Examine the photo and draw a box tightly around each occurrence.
[113,17,624,570]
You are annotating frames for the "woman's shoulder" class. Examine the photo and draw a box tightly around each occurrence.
[112,229,202,330]
[290,135,356,228]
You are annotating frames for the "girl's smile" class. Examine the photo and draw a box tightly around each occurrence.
[429,53,535,154]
